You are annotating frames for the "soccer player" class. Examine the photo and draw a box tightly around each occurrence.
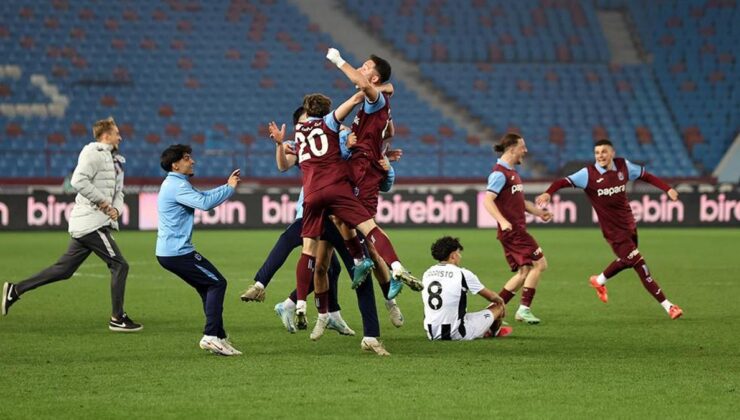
[422,236,513,341]
[483,133,552,324]
[294,92,417,346]
[242,108,404,352]
[2,117,142,332]
[155,144,243,356]
[240,107,357,336]
[535,139,683,319]
[327,47,422,299]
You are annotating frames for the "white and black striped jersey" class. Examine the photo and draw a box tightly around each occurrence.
[421,263,485,340]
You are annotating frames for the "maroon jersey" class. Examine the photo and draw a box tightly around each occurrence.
[350,93,391,164]
[487,161,526,237]
[580,158,636,240]
[295,115,349,197]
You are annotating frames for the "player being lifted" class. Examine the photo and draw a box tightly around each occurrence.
[326,47,423,299]
[536,139,683,319]
[483,133,552,324]
[294,92,417,344]
[422,236,512,341]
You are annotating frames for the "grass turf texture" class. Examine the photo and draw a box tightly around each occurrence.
[0,228,738,419]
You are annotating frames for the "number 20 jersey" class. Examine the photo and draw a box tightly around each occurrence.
[295,114,350,197]
[422,263,485,340]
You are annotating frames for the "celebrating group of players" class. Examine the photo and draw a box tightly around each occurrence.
[1,48,683,357]
[236,48,684,355]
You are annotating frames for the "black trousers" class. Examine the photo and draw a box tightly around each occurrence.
[16,227,129,318]
[157,251,228,339]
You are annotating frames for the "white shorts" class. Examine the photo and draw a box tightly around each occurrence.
[452,309,496,341]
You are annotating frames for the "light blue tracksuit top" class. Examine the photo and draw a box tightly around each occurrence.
[156,172,234,257]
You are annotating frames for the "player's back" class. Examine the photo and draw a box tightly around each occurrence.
[421,263,468,340]
[295,117,349,196]
[351,93,391,163]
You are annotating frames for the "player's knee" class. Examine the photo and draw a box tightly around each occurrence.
[315,263,329,278]
[535,257,548,272]
[118,259,130,274]
[518,266,530,282]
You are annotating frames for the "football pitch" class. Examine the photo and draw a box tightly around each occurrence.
[0,228,737,418]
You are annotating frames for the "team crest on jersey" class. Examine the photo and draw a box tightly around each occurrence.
[618,171,624,181]
[510,175,515,180]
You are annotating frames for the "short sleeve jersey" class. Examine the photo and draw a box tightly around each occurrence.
[567,157,643,240]
[422,263,485,340]
[295,113,349,197]
[487,160,527,234]
[350,93,390,165]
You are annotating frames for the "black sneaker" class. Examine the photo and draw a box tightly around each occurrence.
[109,313,143,332]
[2,282,19,316]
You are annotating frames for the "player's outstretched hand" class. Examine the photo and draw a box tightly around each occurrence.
[535,193,551,207]
[386,148,403,162]
[268,121,285,144]
[540,210,553,222]
[326,48,346,68]
[227,169,241,188]
[667,188,679,201]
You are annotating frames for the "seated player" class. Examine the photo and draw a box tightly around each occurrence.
[421,236,513,341]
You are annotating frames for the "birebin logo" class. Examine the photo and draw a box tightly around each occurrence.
[700,194,740,222]
[27,195,129,226]
[194,201,246,225]
[597,184,626,197]
[262,194,298,224]
[376,194,469,224]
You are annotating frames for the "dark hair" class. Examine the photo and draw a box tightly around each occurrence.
[292,106,305,125]
[370,54,391,84]
[431,236,463,261]
[594,139,613,148]
[302,93,331,118]
[493,133,523,153]
[160,144,192,172]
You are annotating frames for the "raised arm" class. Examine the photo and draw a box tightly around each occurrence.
[536,168,588,207]
[175,170,239,211]
[332,91,364,123]
[268,121,296,171]
[326,48,379,103]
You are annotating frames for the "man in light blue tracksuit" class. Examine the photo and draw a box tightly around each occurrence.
[155,144,242,356]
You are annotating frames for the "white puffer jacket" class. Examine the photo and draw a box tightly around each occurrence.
[68,141,125,238]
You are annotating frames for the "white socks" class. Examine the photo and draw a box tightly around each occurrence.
[660,299,673,312]
[596,273,608,286]
[390,261,403,274]
[282,298,296,310]
[254,281,265,289]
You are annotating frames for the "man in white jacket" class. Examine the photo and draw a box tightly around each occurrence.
[2,117,142,332]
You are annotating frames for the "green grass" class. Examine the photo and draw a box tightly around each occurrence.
[1,228,738,419]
